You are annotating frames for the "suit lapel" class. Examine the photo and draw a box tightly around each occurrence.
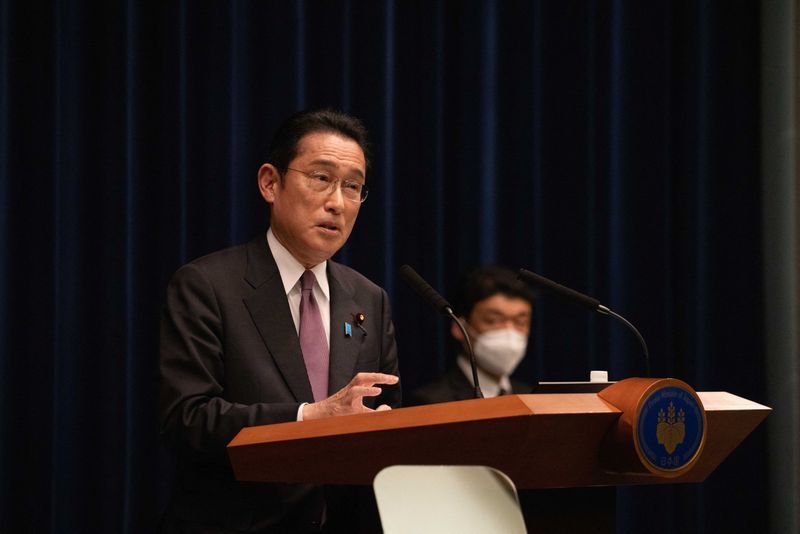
[327,262,363,395]
[448,366,478,401]
[242,237,314,403]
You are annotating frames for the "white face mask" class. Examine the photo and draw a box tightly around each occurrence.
[471,328,528,378]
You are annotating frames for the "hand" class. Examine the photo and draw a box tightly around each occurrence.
[302,372,399,420]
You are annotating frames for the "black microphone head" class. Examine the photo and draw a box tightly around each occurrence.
[399,265,453,316]
[517,268,601,310]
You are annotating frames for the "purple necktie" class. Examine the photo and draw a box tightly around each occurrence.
[299,270,329,401]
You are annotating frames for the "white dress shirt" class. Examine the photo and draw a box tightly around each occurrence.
[266,228,331,420]
[266,228,331,344]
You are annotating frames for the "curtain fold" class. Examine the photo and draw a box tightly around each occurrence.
[0,1,778,532]
[762,1,800,532]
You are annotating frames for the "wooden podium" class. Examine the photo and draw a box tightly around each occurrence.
[227,378,770,490]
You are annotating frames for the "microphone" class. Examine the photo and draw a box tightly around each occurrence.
[517,268,651,377]
[516,269,600,311]
[399,265,483,398]
[398,265,454,316]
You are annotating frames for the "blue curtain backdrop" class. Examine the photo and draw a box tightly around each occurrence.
[0,1,769,532]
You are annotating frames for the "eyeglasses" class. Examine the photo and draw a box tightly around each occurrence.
[472,312,531,331]
[286,167,369,203]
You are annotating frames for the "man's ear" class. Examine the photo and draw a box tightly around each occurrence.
[450,317,467,343]
[258,163,280,203]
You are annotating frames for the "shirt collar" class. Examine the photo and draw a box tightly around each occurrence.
[266,228,329,298]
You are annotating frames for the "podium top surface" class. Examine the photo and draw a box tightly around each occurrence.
[230,393,620,447]
[230,391,768,447]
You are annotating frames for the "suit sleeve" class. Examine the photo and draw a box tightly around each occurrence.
[377,287,402,408]
[159,263,299,460]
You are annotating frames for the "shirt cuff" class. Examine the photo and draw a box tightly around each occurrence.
[297,402,308,421]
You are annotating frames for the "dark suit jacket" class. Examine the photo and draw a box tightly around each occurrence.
[406,365,531,406]
[159,235,400,532]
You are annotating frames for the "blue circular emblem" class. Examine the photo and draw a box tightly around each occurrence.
[636,385,705,472]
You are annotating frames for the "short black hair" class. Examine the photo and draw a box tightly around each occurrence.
[454,265,535,318]
[267,108,371,174]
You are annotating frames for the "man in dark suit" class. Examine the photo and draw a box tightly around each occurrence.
[408,266,534,405]
[159,109,400,533]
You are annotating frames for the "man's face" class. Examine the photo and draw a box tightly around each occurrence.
[465,294,532,337]
[259,131,365,267]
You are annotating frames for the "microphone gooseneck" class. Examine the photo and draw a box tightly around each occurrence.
[399,265,483,398]
[517,268,651,377]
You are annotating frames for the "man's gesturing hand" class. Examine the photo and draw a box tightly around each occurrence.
[302,372,399,421]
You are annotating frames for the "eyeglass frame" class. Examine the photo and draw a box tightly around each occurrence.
[284,167,369,203]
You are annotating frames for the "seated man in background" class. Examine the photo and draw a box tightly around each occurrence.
[408,265,534,404]
[407,268,616,534]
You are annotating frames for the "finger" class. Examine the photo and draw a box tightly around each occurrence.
[346,386,383,398]
[375,404,392,411]
[349,372,400,386]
